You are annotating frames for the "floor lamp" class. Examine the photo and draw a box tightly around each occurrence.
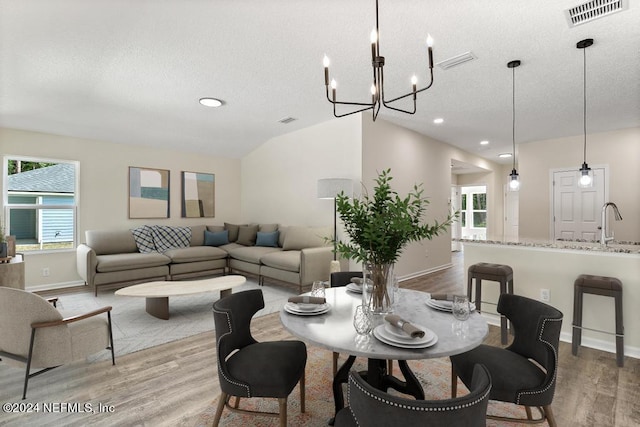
[317,178,353,273]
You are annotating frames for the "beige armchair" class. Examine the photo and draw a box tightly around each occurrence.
[0,287,115,399]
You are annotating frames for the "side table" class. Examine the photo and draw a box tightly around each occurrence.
[0,253,25,289]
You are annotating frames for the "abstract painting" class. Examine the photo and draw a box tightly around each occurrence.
[129,167,170,218]
[181,171,215,218]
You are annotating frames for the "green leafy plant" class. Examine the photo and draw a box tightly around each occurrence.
[335,168,456,265]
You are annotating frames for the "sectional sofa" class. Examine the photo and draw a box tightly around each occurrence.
[76,223,333,295]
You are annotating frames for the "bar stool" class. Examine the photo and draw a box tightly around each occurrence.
[467,263,514,344]
[572,274,624,367]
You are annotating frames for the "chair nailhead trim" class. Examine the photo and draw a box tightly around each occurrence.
[515,316,563,405]
[349,374,490,418]
[212,306,251,397]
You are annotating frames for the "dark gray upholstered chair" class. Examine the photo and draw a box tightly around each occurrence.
[335,364,491,427]
[450,294,563,427]
[330,272,363,376]
[212,289,307,427]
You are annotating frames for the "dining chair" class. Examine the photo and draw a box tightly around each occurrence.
[211,289,307,427]
[0,287,115,399]
[330,271,363,375]
[335,363,491,426]
[450,293,563,426]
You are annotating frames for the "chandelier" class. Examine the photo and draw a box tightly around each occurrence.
[323,0,434,121]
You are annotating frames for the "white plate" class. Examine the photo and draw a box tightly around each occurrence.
[284,302,331,316]
[384,323,435,343]
[426,299,476,312]
[293,303,323,311]
[373,326,438,348]
[346,283,363,294]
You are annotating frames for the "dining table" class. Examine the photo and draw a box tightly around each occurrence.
[280,286,488,423]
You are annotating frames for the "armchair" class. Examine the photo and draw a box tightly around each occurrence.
[0,287,115,399]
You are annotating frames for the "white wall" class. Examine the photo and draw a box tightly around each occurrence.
[0,127,241,287]
[241,115,362,227]
[518,127,640,241]
[361,116,503,278]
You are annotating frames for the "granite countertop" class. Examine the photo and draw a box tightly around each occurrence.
[456,238,640,254]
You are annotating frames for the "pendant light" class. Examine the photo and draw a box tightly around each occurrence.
[507,60,521,191]
[577,38,594,188]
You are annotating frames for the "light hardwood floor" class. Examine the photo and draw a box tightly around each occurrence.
[1,252,638,426]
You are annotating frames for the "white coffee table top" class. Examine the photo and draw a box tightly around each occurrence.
[115,275,246,298]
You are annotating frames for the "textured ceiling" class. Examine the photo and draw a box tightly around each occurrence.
[1,0,639,162]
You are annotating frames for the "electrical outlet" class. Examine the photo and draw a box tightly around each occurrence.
[540,288,550,302]
[424,249,429,258]
[42,267,50,277]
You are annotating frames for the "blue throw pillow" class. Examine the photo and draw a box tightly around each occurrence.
[204,230,229,247]
[255,231,279,247]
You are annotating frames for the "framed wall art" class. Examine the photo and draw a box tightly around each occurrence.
[129,167,170,219]
[181,171,215,218]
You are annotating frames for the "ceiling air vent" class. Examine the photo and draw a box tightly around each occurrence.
[277,117,296,124]
[565,0,627,27]
[436,52,477,70]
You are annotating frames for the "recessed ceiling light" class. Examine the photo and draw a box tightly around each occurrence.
[199,98,223,107]
[498,153,513,158]
[480,140,489,145]
[433,118,444,124]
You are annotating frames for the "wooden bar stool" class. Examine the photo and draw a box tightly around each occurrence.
[467,263,514,344]
[572,274,624,367]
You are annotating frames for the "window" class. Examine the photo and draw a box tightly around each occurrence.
[3,157,78,252]
[472,193,487,228]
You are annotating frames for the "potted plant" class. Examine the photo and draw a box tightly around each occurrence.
[335,169,455,314]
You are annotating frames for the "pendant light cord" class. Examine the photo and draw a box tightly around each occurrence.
[512,65,516,170]
[583,46,587,164]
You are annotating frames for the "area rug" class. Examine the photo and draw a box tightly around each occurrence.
[196,347,528,427]
[52,278,296,360]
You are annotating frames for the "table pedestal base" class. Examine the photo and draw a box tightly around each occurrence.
[329,356,425,425]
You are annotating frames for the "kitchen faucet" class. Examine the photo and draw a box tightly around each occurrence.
[599,202,623,245]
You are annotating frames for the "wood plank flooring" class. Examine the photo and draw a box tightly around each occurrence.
[1,252,638,426]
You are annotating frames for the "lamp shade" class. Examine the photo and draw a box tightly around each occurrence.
[317,178,353,199]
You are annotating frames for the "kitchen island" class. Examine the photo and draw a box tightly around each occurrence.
[460,239,640,359]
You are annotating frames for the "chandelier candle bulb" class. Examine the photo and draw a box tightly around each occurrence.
[411,75,417,97]
[331,79,337,101]
[427,34,434,68]
[323,55,330,85]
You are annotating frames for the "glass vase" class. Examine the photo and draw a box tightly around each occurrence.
[362,262,395,315]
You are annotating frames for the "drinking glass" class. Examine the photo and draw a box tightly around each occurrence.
[452,295,471,321]
[311,280,326,298]
[353,305,373,335]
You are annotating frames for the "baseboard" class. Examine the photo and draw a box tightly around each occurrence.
[480,312,639,360]
[27,280,86,292]
[397,263,454,282]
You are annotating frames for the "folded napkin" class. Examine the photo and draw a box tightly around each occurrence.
[350,277,364,285]
[288,296,326,305]
[384,314,425,339]
[430,293,453,301]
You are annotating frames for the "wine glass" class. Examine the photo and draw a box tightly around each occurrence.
[311,280,326,298]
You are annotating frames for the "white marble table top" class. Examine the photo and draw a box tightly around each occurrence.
[114,275,246,298]
[280,287,488,360]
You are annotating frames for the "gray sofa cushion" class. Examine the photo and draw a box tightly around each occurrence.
[282,226,331,251]
[86,229,138,255]
[227,246,282,264]
[260,250,301,273]
[259,223,279,233]
[164,246,228,263]
[207,225,225,233]
[96,253,170,273]
[224,223,247,242]
[237,225,259,246]
[190,225,206,246]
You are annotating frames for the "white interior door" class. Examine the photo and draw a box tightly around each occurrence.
[451,186,462,251]
[504,188,519,242]
[552,168,606,240]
